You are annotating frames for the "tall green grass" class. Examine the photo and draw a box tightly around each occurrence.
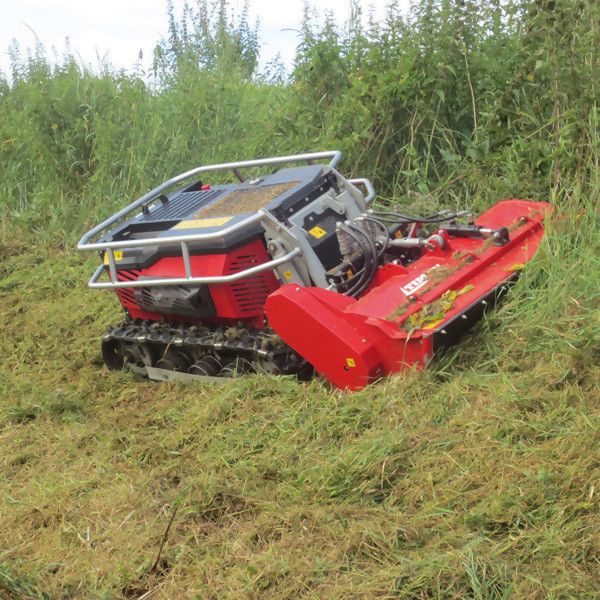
[1,0,597,236]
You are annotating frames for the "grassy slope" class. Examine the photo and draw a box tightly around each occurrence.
[0,192,598,598]
[1,1,598,595]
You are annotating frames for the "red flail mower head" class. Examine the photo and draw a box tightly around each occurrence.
[78,152,551,389]
[266,199,550,389]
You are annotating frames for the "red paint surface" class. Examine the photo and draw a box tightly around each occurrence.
[266,200,551,390]
[115,239,278,328]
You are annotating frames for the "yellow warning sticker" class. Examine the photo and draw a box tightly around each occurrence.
[103,250,123,265]
[283,270,294,280]
[346,357,356,368]
[308,225,327,239]
[172,216,233,230]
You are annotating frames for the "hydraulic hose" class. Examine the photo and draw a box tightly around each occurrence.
[340,222,378,297]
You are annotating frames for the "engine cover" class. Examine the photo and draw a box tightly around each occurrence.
[114,238,279,327]
[134,281,216,319]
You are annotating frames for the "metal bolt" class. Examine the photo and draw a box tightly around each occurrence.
[441,329,447,335]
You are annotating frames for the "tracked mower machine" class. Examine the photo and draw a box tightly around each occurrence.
[79,151,550,390]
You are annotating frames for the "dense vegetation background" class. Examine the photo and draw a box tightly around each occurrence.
[0,0,598,597]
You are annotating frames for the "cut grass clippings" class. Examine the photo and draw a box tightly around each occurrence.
[0,196,598,598]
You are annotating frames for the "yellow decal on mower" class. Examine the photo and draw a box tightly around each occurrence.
[308,225,327,239]
[172,216,233,230]
[103,250,123,265]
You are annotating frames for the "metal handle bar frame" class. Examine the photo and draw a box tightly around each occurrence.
[77,151,376,289]
[78,151,343,251]
[348,178,376,204]
[87,247,302,289]
[86,209,302,286]
[79,152,341,288]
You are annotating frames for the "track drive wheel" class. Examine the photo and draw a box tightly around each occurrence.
[218,357,255,377]
[188,355,222,376]
[102,337,154,371]
[156,348,192,372]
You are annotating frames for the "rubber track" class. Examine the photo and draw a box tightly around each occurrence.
[103,319,306,377]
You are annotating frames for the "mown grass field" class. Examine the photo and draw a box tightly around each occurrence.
[0,195,598,598]
[1,0,599,597]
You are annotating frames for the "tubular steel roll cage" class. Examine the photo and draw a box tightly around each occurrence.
[78,151,375,290]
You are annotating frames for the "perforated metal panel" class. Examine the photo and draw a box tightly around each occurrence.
[227,252,275,313]
[115,270,141,311]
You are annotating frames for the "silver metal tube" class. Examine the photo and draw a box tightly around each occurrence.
[107,249,117,281]
[388,233,445,250]
[78,151,342,250]
[388,238,427,248]
[348,178,376,204]
[88,247,301,289]
[83,212,263,251]
[181,242,192,278]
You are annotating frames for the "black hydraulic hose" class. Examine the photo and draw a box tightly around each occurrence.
[370,210,461,224]
[335,267,366,293]
[359,216,390,256]
[368,215,412,224]
[337,223,373,297]
[343,222,378,297]
[344,249,371,297]
[351,222,380,275]
[371,214,457,224]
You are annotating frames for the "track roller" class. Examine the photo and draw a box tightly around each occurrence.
[218,357,255,377]
[102,337,155,371]
[188,355,223,376]
[156,349,191,372]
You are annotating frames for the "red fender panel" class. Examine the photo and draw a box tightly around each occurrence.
[265,286,384,390]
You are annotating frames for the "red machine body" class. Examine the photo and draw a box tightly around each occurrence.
[265,200,550,390]
[81,152,550,387]
[114,239,278,328]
